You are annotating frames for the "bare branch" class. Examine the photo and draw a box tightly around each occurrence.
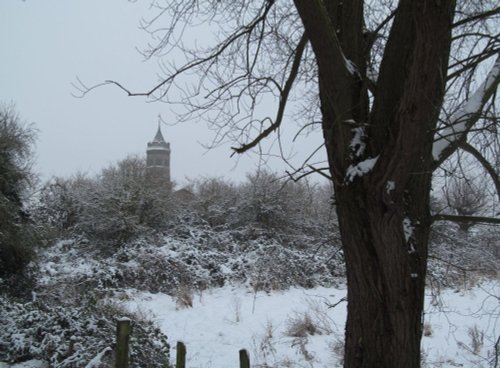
[285,165,333,183]
[427,255,475,273]
[74,0,276,99]
[231,32,308,154]
[460,141,500,201]
[447,46,499,82]
[431,213,500,225]
[452,6,500,28]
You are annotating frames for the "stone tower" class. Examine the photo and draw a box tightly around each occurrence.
[146,122,171,186]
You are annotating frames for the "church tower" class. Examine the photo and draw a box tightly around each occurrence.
[146,121,171,186]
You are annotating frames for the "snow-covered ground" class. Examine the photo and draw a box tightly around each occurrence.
[124,282,499,368]
[0,361,46,368]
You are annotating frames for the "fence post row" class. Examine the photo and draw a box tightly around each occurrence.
[114,320,251,367]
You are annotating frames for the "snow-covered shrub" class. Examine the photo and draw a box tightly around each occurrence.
[36,223,343,298]
[0,104,41,279]
[189,177,239,229]
[429,222,499,287]
[34,174,91,233]
[234,171,297,232]
[35,156,178,247]
[245,241,343,290]
[0,295,170,367]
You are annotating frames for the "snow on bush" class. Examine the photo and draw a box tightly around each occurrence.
[37,225,343,299]
[0,296,170,367]
[429,222,499,287]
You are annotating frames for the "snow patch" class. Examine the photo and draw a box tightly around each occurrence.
[344,57,359,77]
[0,361,47,368]
[385,181,395,194]
[403,217,414,243]
[84,347,112,368]
[345,156,379,182]
[349,126,366,157]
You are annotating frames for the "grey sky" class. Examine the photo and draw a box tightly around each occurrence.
[0,0,325,185]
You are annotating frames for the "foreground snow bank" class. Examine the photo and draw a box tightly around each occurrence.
[0,361,46,368]
[125,282,499,368]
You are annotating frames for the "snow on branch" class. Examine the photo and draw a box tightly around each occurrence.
[432,55,500,163]
[344,156,379,183]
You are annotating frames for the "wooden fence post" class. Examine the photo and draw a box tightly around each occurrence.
[239,349,250,368]
[176,341,186,368]
[115,317,131,368]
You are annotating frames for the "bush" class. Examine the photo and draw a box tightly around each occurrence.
[35,156,177,247]
[0,104,40,279]
[0,295,170,367]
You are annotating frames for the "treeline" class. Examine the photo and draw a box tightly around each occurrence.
[1,104,497,288]
[33,156,336,245]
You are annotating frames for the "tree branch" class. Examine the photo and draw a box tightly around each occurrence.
[432,54,500,167]
[452,6,500,28]
[431,213,500,225]
[231,32,308,154]
[447,46,499,82]
[427,255,474,273]
[293,0,356,118]
[73,0,275,99]
[459,141,500,201]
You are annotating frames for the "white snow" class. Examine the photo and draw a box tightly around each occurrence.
[122,282,499,368]
[345,156,379,182]
[84,347,112,368]
[342,55,359,77]
[433,56,500,161]
[126,286,347,368]
[385,180,395,194]
[403,217,414,243]
[0,361,47,368]
[349,127,366,158]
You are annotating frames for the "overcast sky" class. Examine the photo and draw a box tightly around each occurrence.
[0,0,325,185]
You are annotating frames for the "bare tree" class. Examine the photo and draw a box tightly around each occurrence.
[78,1,500,366]
[445,177,489,231]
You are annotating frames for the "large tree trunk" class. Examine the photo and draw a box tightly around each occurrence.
[334,173,432,367]
[293,0,455,366]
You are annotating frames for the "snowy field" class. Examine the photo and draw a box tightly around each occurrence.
[122,282,499,368]
[1,282,497,368]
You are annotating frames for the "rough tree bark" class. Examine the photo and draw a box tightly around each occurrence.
[293,1,455,366]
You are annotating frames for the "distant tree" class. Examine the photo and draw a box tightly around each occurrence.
[82,1,500,366]
[235,171,332,236]
[236,171,292,231]
[0,104,39,277]
[190,176,239,228]
[36,173,89,232]
[36,156,176,245]
[445,177,488,231]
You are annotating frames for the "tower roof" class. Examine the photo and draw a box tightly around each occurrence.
[152,123,166,143]
[148,120,170,151]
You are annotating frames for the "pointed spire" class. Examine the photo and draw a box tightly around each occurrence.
[153,115,166,143]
